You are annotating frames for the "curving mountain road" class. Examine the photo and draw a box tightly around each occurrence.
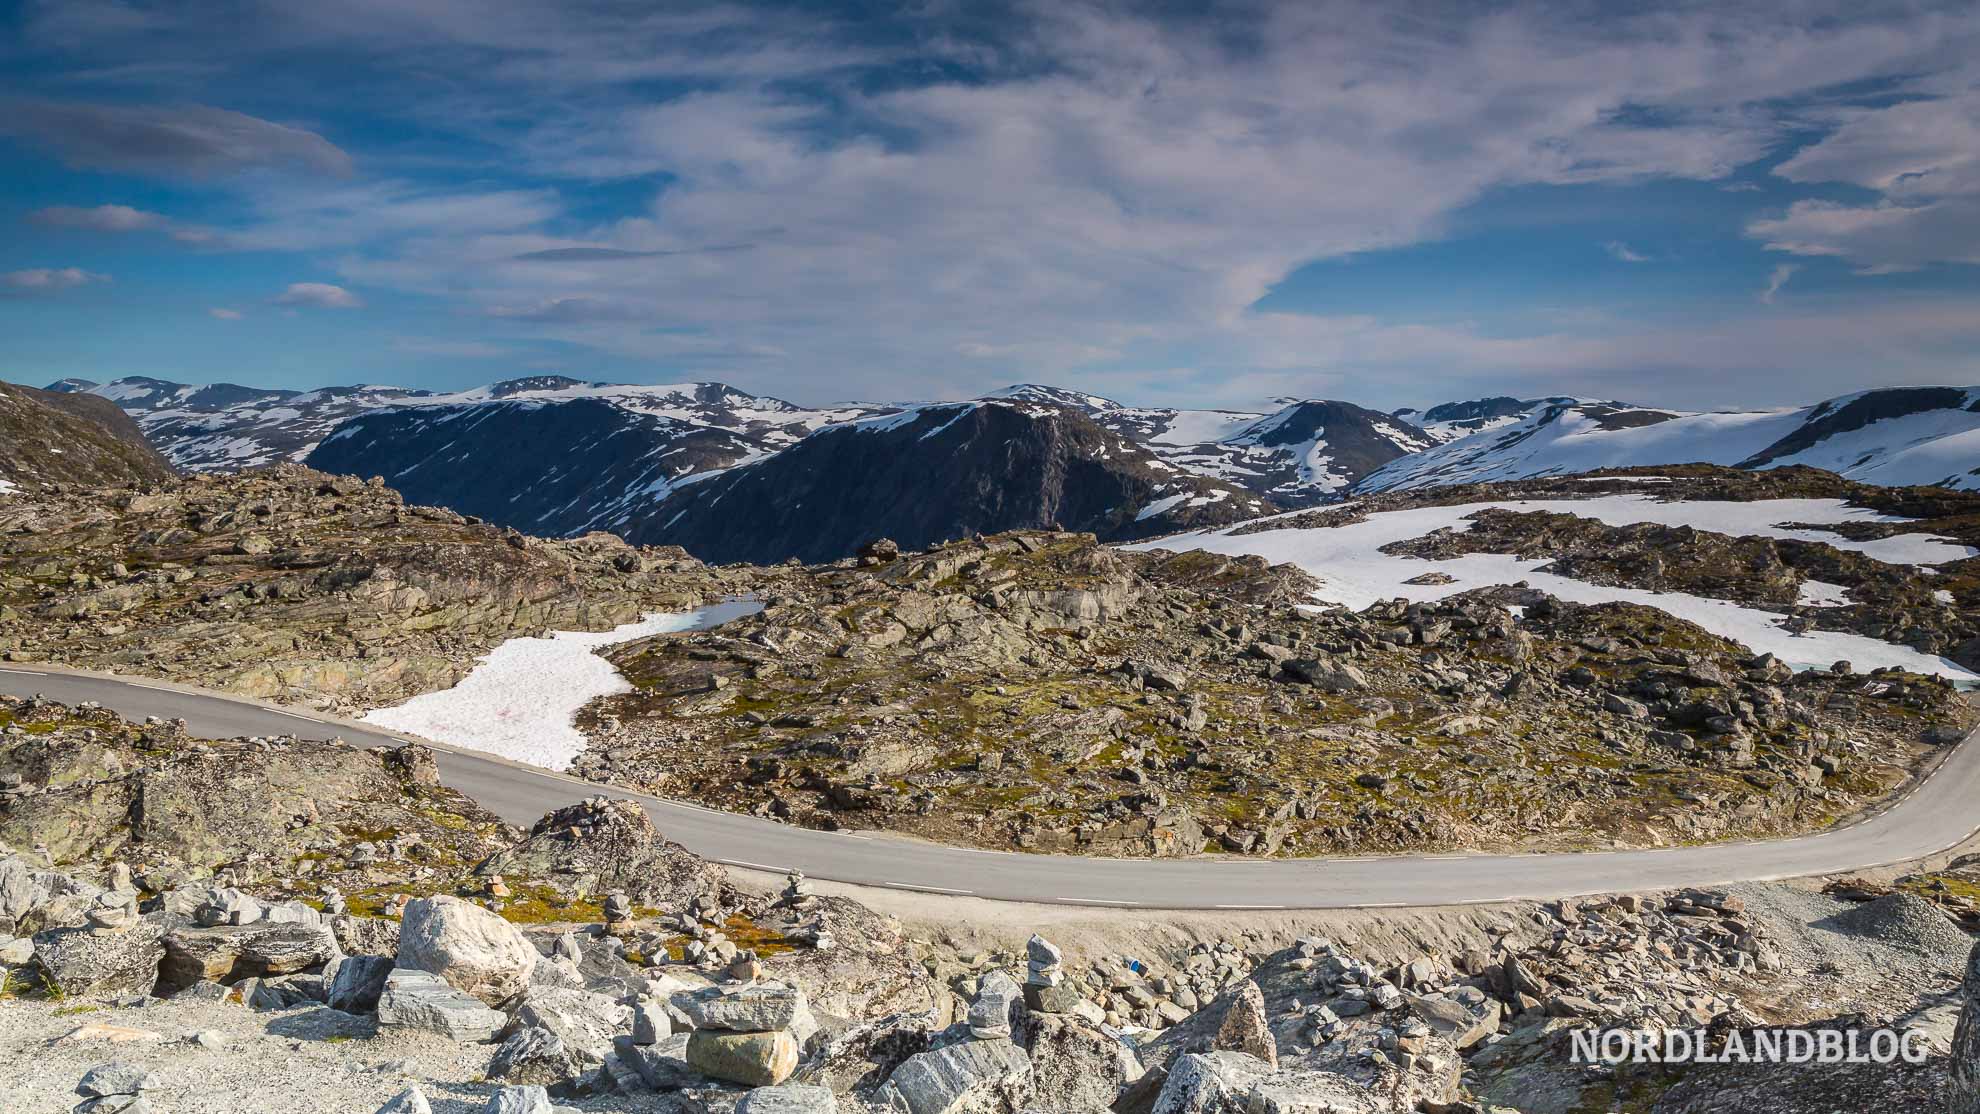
[3,664,1976,910]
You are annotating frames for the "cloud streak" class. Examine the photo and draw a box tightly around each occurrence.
[0,100,352,179]
[274,282,361,308]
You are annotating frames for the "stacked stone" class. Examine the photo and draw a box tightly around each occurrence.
[602,891,632,936]
[779,870,816,911]
[679,983,814,1088]
[1023,934,1079,1013]
[85,863,138,936]
[968,969,1024,1039]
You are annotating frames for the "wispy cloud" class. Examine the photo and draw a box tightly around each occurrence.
[0,100,352,179]
[1603,241,1650,263]
[209,307,243,320]
[274,282,361,308]
[2,267,109,294]
[1759,263,1800,305]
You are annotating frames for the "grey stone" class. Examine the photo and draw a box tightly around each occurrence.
[875,1038,1032,1114]
[489,1025,582,1087]
[160,920,339,990]
[375,1086,434,1114]
[326,953,394,1013]
[376,968,507,1041]
[632,998,670,1045]
[967,969,1023,1039]
[737,1084,838,1113]
[1150,1051,1269,1114]
[76,1062,162,1099]
[34,919,165,997]
[484,1086,554,1114]
[677,983,813,1035]
[510,986,629,1062]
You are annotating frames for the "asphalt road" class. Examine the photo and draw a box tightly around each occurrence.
[4,664,1976,910]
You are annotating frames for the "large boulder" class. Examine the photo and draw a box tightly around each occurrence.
[489,1025,584,1087]
[1020,1013,1141,1112]
[159,921,339,991]
[397,895,537,1006]
[1119,982,1276,1111]
[687,1029,801,1087]
[474,796,726,911]
[376,967,508,1041]
[874,1038,1032,1114]
[1954,939,1980,1114]
[1150,1052,1270,1114]
[32,918,165,997]
[510,986,630,1063]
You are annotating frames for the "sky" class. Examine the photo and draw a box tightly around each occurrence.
[2,0,1979,412]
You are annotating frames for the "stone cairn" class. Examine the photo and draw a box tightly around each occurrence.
[602,891,632,936]
[1024,933,1078,1013]
[84,862,138,936]
[776,870,835,952]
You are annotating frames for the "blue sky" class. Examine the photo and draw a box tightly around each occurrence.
[3,1,1978,412]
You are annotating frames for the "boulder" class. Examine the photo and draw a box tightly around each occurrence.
[677,982,814,1035]
[687,1028,801,1087]
[1149,1051,1268,1114]
[1403,990,1501,1051]
[326,953,394,1013]
[1116,982,1276,1114]
[874,1038,1032,1114]
[510,986,630,1063]
[33,918,165,997]
[397,895,537,1006]
[1277,659,1369,692]
[160,921,338,990]
[489,1025,583,1087]
[376,968,508,1041]
[1953,939,1980,1114]
[1020,1012,1142,1112]
[1244,1066,1386,1114]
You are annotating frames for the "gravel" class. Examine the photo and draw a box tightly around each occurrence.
[1825,893,1976,957]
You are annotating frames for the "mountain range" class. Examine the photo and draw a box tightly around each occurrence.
[26,375,1980,562]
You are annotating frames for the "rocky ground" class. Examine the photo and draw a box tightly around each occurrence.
[2,698,1977,1113]
[572,527,1970,856]
[0,465,746,712]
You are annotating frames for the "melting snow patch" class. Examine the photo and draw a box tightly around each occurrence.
[362,601,761,771]
[1797,580,1851,608]
[1125,496,1980,681]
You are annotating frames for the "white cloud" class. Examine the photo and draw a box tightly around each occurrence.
[2,267,108,292]
[208,307,243,320]
[1604,241,1650,263]
[1751,89,1980,271]
[1759,263,1799,304]
[274,282,361,308]
[29,203,163,231]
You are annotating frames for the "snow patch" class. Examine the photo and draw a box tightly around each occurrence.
[361,600,762,771]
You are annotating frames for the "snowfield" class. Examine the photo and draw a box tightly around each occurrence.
[1125,494,1979,680]
[362,600,762,770]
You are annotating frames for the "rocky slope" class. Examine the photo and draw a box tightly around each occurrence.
[1392,396,1581,444]
[571,524,1969,857]
[0,382,175,489]
[3,694,1974,1114]
[51,376,436,471]
[641,401,1278,564]
[993,386,1433,504]
[0,464,741,712]
[1361,386,1980,493]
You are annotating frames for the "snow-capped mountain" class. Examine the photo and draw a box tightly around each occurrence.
[304,381,888,538]
[53,376,436,470]
[989,386,1428,504]
[643,399,1277,563]
[1393,396,1581,444]
[1359,387,1980,492]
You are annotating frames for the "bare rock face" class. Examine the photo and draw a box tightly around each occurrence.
[396,895,538,1006]
[32,917,165,997]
